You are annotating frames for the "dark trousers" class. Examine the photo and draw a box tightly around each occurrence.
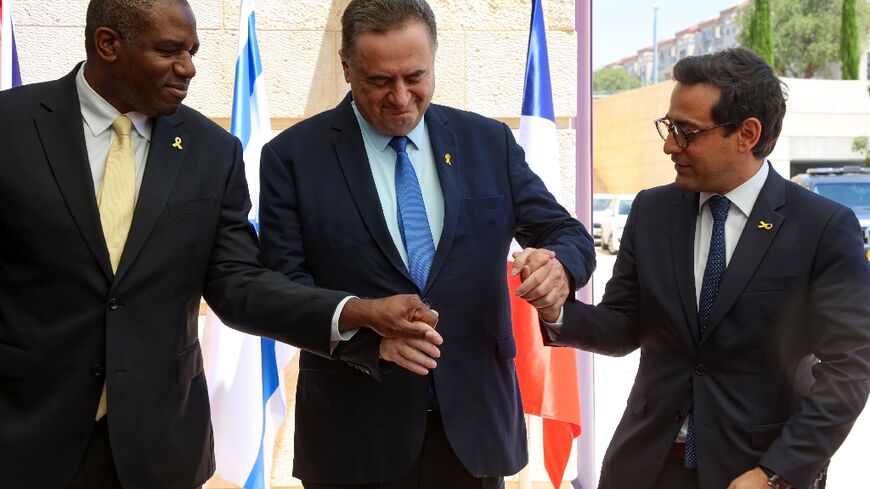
[63,418,202,489]
[64,418,124,489]
[304,412,503,489]
[651,445,700,489]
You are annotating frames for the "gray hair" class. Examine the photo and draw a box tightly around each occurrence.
[341,0,438,60]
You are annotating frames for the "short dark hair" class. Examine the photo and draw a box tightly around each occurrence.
[341,0,437,61]
[85,0,186,54]
[672,48,787,158]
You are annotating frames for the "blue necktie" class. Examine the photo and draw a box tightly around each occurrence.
[685,195,731,469]
[390,136,435,291]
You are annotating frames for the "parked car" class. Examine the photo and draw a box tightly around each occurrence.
[592,193,616,247]
[600,194,635,254]
[791,166,870,261]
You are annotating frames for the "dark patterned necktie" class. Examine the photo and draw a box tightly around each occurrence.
[685,195,731,468]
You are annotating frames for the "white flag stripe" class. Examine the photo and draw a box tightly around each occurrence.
[519,114,562,203]
[203,1,294,488]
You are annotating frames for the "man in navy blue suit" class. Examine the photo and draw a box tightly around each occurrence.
[258,1,595,487]
[526,48,870,489]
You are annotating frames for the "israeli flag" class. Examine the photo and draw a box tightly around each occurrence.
[203,2,293,489]
[1,0,22,89]
[518,0,561,203]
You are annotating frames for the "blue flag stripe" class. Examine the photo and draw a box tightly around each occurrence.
[230,10,264,148]
[11,19,21,86]
[521,0,554,121]
[242,338,280,489]
[228,6,275,489]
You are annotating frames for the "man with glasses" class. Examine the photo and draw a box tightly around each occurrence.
[522,48,870,489]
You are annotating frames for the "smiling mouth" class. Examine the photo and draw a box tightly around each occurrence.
[166,85,189,99]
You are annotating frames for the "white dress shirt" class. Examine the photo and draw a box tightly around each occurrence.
[77,64,352,345]
[76,63,151,199]
[676,161,769,441]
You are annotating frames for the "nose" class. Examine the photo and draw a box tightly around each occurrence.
[389,81,411,106]
[175,51,197,80]
[662,131,681,155]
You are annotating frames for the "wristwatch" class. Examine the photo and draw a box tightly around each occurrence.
[760,466,794,489]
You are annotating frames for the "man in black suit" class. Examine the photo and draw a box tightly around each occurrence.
[257,0,595,487]
[0,1,440,488]
[522,48,870,489]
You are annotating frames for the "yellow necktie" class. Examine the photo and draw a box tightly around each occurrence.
[95,115,136,420]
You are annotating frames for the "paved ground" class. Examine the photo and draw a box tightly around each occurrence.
[589,249,869,488]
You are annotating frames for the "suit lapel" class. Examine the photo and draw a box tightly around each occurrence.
[670,190,702,347]
[34,68,113,281]
[114,113,186,281]
[331,96,412,283]
[700,167,786,346]
[423,106,458,293]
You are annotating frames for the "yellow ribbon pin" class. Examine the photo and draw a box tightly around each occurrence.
[757,220,773,230]
[445,153,452,166]
[172,137,183,150]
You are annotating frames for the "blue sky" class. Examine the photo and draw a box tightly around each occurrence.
[592,0,745,69]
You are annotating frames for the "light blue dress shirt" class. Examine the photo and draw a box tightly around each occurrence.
[351,102,445,269]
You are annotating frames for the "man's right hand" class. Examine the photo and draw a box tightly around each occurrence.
[339,295,441,342]
[380,335,442,375]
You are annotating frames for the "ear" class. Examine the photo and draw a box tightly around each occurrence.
[736,117,762,154]
[92,27,124,63]
[339,50,351,84]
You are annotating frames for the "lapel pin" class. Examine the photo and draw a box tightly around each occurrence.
[444,153,452,166]
[757,220,773,231]
[172,137,184,150]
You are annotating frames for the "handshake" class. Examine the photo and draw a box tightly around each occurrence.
[339,294,443,376]
[341,247,568,377]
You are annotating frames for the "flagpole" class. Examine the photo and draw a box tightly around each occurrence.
[574,0,596,488]
[518,414,533,489]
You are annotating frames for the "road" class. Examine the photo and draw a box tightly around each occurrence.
[588,249,869,488]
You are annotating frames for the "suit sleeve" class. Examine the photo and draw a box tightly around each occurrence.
[504,123,596,291]
[759,206,870,487]
[258,139,383,373]
[548,189,645,356]
[202,138,348,357]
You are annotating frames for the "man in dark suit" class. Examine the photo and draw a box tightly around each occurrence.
[258,0,595,487]
[0,1,440,488]
[523,48,870,489]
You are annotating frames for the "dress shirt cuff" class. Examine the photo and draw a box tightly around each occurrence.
[540,307,565,342]
[330,296,359,353]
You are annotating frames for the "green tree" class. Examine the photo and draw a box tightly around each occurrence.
[747,0,774,66]
[841,0,859,79]
[739,0,869,79]
[593,66,641,95]
[853,137,870,166]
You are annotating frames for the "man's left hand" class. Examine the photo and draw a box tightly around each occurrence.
[511,247,570,316]
[726,467,770,489]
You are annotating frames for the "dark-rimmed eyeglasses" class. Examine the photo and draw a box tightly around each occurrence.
[654,117,735,149]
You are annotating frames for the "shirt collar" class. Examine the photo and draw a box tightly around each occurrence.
[351,101,426,153]
[699,161,769,217]
[76,63,152,141]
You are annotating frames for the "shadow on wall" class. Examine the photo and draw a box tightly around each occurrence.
[304,0,352,118]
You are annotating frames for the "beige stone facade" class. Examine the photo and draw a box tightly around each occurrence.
[12,0,579,213]
[11,1,580,487]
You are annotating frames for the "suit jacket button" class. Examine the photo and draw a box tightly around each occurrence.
[695,363,707,376]
[108,298,120,311]
[674,411,684,422]
[92,364,104,377]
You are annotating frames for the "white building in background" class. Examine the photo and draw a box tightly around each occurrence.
[612,1,747,85]
[608,1,870,84]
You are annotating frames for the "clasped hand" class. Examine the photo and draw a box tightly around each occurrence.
[341,294,443,376]
[511,247,569,323]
